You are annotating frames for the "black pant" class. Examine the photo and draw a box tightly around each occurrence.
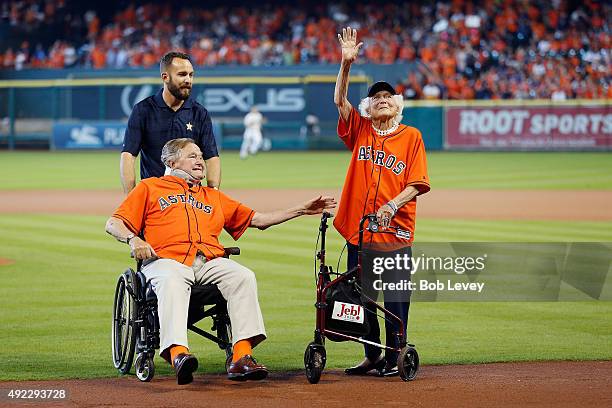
[347,242,411,365]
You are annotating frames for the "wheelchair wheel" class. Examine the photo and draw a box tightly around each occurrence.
[223,322,233,373]
[134,353,155,382]
[225,353,233,373]
[397,346,419,382]
[112,269,138,374]
[304,342,326,384]
[216,314,233,372]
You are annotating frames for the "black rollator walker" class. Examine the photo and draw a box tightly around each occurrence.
[303,212,419,383]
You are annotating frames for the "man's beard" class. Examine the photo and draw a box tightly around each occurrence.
[167,80,191,100]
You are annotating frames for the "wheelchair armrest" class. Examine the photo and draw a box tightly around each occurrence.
[224,247,240,257]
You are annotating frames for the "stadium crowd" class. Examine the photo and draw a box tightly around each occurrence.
[1,0,609,99]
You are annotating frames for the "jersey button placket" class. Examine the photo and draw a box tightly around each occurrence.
[174,116,180,135]
[167,111,175,137]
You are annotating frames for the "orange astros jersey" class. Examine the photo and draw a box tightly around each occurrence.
[333,107,430,245]
[113,175,254,265]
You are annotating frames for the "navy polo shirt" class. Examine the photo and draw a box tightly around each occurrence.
[122,89,219,179]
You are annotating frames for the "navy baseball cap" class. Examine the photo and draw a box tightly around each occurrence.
[367,81,397,97]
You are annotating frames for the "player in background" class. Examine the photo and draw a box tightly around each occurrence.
[240,106,265,159]
[333,27,431,377]
[300,113,321,140]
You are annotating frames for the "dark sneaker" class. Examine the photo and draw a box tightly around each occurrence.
[380,364,399,377]
[345,357,386,376]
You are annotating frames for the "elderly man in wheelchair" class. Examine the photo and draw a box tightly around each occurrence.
[106,138,336,385]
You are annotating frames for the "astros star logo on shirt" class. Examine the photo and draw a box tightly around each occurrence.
[186,122,193,131]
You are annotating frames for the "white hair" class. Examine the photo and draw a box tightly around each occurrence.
[358,94,404,123]
[161,137,195,167]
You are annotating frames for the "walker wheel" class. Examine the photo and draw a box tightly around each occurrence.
[304,342,326,384]
[397,346,419,381]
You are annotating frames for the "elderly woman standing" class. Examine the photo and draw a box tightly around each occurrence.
[333,27,431,376]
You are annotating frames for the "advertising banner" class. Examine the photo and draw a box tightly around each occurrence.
[52,122,126,149]
[111,82,363,122]
[446,105,611,150]
[52,121,222,150]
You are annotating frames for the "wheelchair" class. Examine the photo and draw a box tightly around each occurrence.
[111,247,240,382]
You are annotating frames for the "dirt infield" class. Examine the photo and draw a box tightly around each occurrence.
[2,362,611,407]
[1,189,612,220]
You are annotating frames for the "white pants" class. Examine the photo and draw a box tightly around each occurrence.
[142,256,267,356]
[240,129,263,158]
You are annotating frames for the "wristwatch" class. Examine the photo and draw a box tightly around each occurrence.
[125,233,135,244]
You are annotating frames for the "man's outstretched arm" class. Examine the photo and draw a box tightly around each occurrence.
[250,196,336,230]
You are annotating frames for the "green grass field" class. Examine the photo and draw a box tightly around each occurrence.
[0,151,611,381]
[1,151,612,190]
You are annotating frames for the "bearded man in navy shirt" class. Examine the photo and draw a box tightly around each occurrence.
[120,51,221,193]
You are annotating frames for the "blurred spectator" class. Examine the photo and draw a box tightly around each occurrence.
[423,80,442,100]
[551,88,568,101]
[0,0,609,100]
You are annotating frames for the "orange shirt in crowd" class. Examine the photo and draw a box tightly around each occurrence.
[334,108,430,246]
[88,15,100,38]
[113,176,254,265]
[90,46,106,68]
[142,52,157,67]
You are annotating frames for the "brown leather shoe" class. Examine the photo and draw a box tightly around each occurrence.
[173,353,198,385]
[227,355,268,381]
